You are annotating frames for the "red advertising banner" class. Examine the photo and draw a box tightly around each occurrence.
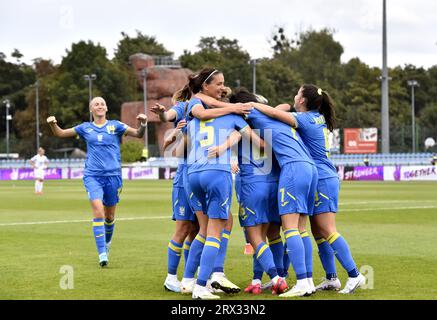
[344,128,378,154]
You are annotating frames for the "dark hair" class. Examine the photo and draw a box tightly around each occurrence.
[173,68,222,102]
[229,87,258,103]
[301,84,336,131]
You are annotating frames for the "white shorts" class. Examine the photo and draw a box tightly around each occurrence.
[34,168,45,180]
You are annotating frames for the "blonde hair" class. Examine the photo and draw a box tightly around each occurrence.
[89,97,106,109]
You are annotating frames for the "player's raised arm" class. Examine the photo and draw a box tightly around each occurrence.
[207,130,242,159]
[124,114,148,138]
[195,92,236,109]
[163,119,186,153]
[46,116,77,138]
[191,103,251,121]
[239,125,265,153]
[275,103,292,112]
[252,102,297,128]
[151,103,180,122]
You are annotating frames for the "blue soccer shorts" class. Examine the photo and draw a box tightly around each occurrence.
[278,162,318,216]
[313,176,340,215]
[188,170,232,220]
[83,175,122,207]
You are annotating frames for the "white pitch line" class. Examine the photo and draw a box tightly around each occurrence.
[341,205,437,212]
[0,215,169,227]
[340,200,437,205]
[1,205,437,227]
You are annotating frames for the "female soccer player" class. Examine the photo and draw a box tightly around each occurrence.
[152,87,250,294]
[47,97,147,267]
[230,88,318,298]
[183,69,264,299]
[30,147,49,195]
[252,84,366,294]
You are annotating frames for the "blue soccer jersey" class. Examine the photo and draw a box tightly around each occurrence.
[245,109,314,167]
[170,102,188,188]
[293,111,338,180]
[74,120,128,176]
[171,101,189,124]
[238,138,280,184]
[186,98,249,174]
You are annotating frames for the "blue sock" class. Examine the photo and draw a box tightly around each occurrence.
[283,242,290,276]
[252,254,264,280]
[269,237,285,277]
[104,219,115,244]
[197,237,221,286]
[167,240,183,275]
[315,237,337,280]
[213,229,231,273]
[328,232,359,278]
[183,240,191,265]
[284,229,307,280]
[300,231,313,278]
[92,218,106,255]
[256,242,278,280]
[183,234,205,278]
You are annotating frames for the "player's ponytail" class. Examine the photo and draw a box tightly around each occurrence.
[301,84,336,132]
[319,90,336,132]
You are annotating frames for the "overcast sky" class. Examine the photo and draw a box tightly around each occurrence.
[1,0,436,69]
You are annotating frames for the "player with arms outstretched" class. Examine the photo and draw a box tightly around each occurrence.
[47,97,147,267]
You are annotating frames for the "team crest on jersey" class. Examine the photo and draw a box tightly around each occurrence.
[97,134,103,142]
[106,125,116,134]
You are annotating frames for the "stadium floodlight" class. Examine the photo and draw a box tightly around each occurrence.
[35,80,40,150]
[3,99,11,158]
[381,0,390,154]
[407,80,419,153]
[141,68,148,160]
[251,59,258,94]
[84,74,97,122]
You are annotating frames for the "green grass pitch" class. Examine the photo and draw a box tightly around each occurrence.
[1,180,436,300]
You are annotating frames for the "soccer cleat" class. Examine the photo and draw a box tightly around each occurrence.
[210,274,241,294]
[164,275,181,293]
[339,274,366,294]
[261,280,273,291]
[105,242,111,257]
[244,283,262,295]
[244,243,255,255]
[180,278,196,294]
[192,284,220,300]
[315,278,341,291]
[99,253,108,268]
[279,281,312,298]
[207,279,224,293]
[307,278,316,294]
[272,277,288,295]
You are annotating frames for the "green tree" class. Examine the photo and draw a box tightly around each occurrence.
[180,36,252,89]
[121,140,144,162]
[114,31,172,66]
